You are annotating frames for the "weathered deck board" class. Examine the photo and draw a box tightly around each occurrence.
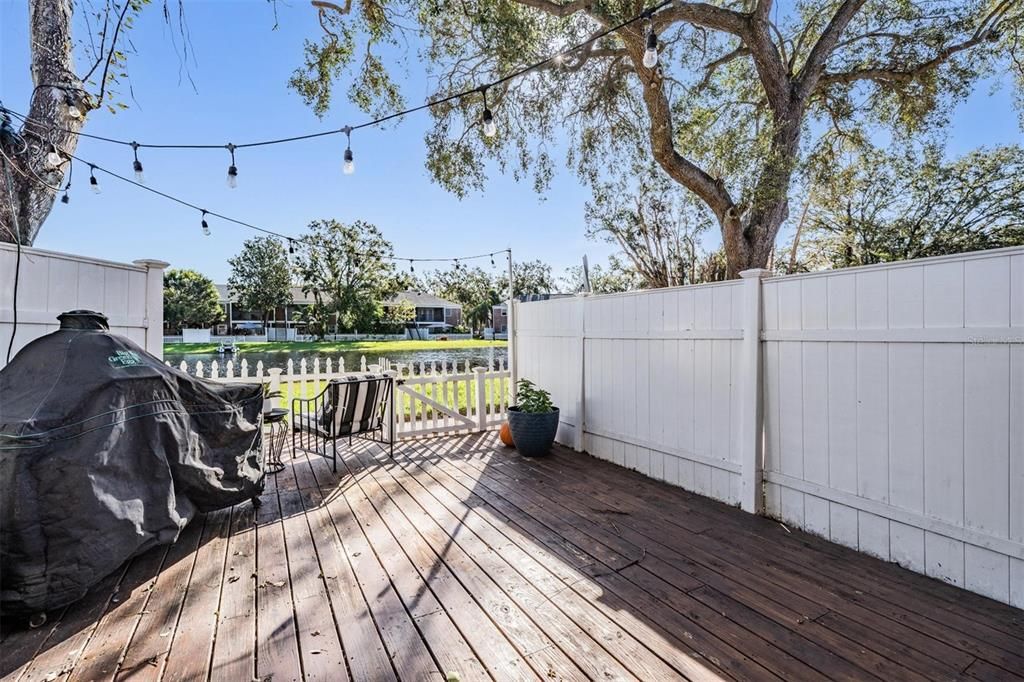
[3,432,1022,682]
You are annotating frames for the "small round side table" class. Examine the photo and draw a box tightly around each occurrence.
[263,407,289,474]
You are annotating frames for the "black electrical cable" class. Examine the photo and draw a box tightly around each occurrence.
[1,145,21,365]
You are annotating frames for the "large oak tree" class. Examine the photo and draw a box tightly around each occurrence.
[293,0,1024,276]
[0,0,161,246]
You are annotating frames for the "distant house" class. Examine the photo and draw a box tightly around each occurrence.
[383,291,463,329]
[214,284,314,335]
[491,294,569,334]
[211,286,463,335]
[491,303,508,333]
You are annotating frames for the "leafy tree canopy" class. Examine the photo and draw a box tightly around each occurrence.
[381,298,417,331]
[423,265,499,330]
[163,268,222,331]
[791,144,1024,270]
[561,257,641,294]
[290,0,1023,276]
[292,219,399,332]
[227,237,293,324]
[507,259,556,298]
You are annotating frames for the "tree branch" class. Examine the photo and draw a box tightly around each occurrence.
[652,2,749,37]
[513,0,592,19]
[695,45,749,91]
[795,0,867,101]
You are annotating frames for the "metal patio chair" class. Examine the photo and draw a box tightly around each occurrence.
[291,374,395,471]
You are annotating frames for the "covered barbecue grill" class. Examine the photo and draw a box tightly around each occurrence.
[0,311,264,617]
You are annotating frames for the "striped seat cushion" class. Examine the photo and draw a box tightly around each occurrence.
[323,375,388,436]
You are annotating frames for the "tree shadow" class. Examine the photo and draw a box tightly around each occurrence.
[5,432,1022,681]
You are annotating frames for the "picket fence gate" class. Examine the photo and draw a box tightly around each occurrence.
[167,354,510,439]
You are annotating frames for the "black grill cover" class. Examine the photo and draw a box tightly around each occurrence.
[0,311,264,615]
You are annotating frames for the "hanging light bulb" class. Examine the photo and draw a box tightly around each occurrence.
[342,126,355,175]
[409,260,415,274]
[288,239,295,255]
[643,21,659,68]
[482,110,497,138]
[201,210,211,236]
[89,165,101,194]
[64,95,82,120]
[490,253,495,267]
[131,142,145,183]
[480,88,497,138]
[45,144,62,169]
[225,143,238,188]
[60,165,71,203]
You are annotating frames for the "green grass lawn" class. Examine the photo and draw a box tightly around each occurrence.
[276,376,508,420]
[164,338,507,355]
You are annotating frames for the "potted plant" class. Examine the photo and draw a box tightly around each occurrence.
[506,379,559,457]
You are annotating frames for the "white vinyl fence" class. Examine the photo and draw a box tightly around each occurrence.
[169,354,511,439]
[0,243,167,369]
[515,246,1024,607]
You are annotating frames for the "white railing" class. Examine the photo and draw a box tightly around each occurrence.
[166,354,510,438]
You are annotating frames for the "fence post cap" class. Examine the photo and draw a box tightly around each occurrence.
[133,259,170,270]
[739,268,771,279]
[267,367,283,376]
[473,366,488,373]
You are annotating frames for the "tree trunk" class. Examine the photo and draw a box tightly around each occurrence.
[0,0,84,246]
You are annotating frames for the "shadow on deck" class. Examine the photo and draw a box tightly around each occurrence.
[3,432,1022,681]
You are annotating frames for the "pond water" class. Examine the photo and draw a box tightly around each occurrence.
[164,346,509,375]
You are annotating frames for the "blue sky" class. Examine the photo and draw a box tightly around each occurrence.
[1,2,1020,282]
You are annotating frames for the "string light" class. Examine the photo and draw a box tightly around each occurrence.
[490,253,495,267]
[64,96,82,120]
[288,239,294,254]
[60,164,72,204]
[131,141,145,183]
[342,126,354,175]
[409,260,415,273]
[45,144,62,169]
[88,164,101,194]
[9,0,670,162]
[201,210,211,236]
[643,18,659,68]
[480,89,497,138]
[226,143,238,188]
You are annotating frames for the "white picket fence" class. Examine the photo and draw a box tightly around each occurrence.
[391,359,511,437]
[166,354,510,439]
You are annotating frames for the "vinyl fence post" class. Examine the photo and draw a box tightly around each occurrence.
[574,294,586,452]
[474,366,488,432]
[134,259,169,360]
[738,268,770,514]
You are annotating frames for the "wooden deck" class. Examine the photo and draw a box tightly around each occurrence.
[3,433,1023,681]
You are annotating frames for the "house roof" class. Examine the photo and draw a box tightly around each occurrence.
[214,286,461,310]
[216,284,316,305]
[385,291,462,310]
